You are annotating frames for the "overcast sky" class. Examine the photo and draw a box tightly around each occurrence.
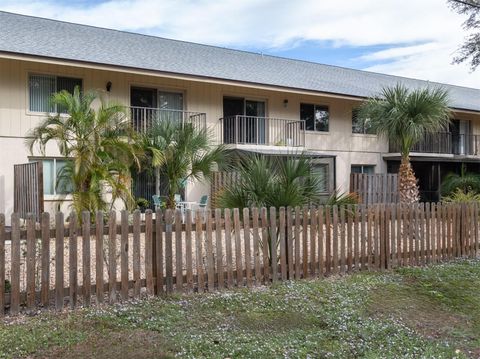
[1,0,479,88]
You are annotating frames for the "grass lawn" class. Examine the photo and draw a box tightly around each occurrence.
[2,260,480,358]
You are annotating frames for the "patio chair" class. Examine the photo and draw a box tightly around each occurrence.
[174,193,182,203]
[152,195,163,210]
[191,195,209,219]
[174,193,186,215]
[198,195,209,209]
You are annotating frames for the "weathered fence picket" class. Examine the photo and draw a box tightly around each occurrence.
[82,212,91,306]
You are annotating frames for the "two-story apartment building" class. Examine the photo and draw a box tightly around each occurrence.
[1,11,480,220]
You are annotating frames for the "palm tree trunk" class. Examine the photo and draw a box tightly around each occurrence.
[398,155,420,204]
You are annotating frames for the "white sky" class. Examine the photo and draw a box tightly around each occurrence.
[1,0,479,88]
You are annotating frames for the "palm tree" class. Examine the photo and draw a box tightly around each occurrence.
[360,84,451,203]
[217,154,323,209]
[27,86,161,218]
[218,153,324,263]
[144,119,228,209]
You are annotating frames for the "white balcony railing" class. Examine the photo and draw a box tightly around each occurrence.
[220,115,305,147]
[130,106,206,133]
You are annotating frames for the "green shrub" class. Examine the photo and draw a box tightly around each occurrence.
[135,197,150,211]
[442,188,480,203]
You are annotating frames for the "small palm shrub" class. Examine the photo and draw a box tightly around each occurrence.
[441,164,480,196]
[325,191,360,207]
[442,188,480,203]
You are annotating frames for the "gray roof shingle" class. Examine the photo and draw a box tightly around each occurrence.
[1,11,480,112]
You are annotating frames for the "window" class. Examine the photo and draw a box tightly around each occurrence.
[352,108,375,134]
[312,164,329,192]
[300,103,329,132]
[31,159,73,195]
[351,165,375,174]
[29,74,82,113]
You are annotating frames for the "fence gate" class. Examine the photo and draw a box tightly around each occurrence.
[350,173,398,204]
[14,161,44,220]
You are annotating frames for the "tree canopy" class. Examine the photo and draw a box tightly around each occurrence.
[448,0,480,69]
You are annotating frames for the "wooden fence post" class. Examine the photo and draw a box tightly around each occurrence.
[261,208,270,283]
[339,206,346,274]
[68,213,78,309]
[215,209,224,290]
[155,209,164,295]
[186,209,194,292]
[175,209,183,292]
[302,207,309,278]
[244,208,253,287]
[294,206,301,279]
[133,210,141,297]
[310,206,317,276]
[95,211,103,304]
[224,208,234,287]
[324,206,331,275]
[121,210,129,300]
[165,209,174,294]
[55,212,64,311]
[252,207,262,284]
[286,207,294,280]
[41,212,50,307]
[318,206,325,276]
[108,211,117,304]
[270,207,277,282]
[205,209,215,291]
[26,213,36,309]
[82,211,91,306]
[145,210,154,296]
[195,210,205,292]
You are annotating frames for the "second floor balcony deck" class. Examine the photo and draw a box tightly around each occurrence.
[220,115,306,147]
[389,132,480,156]
[130,106,207,133]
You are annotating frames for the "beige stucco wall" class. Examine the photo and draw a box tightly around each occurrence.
[1,56,479,221]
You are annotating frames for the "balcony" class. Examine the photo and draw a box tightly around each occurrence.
[130,106,206,133]
[220,115,305,147]
[389,132,480,156]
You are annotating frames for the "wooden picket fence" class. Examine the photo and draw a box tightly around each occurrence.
[350,173,399,204]
[0,202,478,316]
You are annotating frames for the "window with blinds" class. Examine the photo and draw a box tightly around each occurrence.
[29,74,82,113]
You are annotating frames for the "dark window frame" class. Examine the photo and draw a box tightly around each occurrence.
[351,165,375,174]
[352,108,375,135]
[300,103,329,132]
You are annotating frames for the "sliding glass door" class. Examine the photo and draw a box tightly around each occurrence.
[158,91,184,123]
[245,100,266,144]
[222,97,266,144]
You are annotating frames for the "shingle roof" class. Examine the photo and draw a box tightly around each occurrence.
[1,11,480,112]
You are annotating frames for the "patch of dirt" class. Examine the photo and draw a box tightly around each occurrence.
[30,329,174,359]
[368,288,474,345]
[235,310,327,332]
